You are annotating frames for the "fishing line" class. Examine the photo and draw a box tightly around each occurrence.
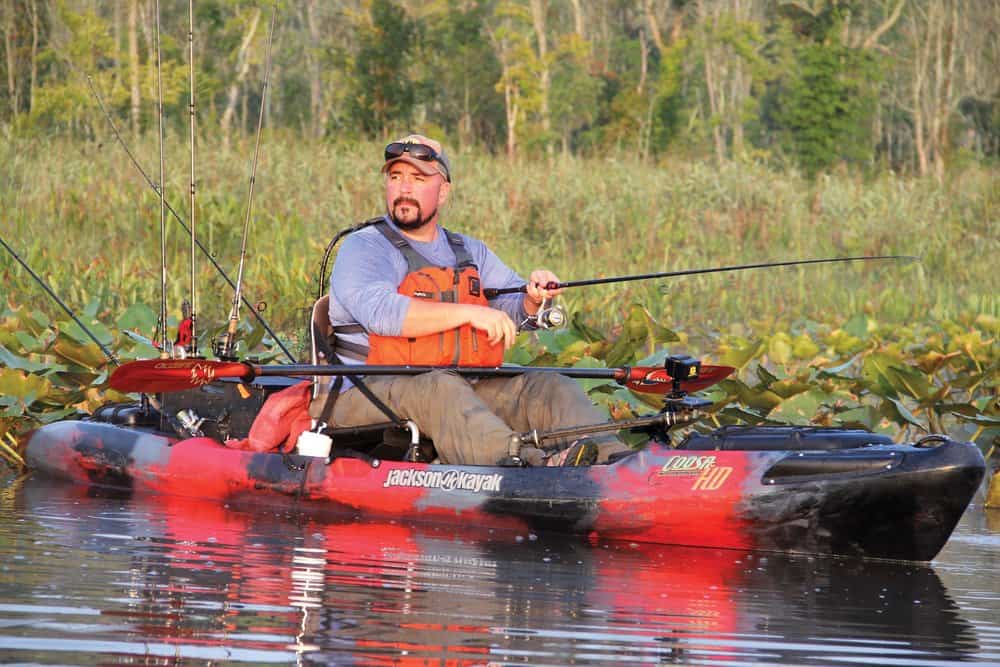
[0,236,120,366]
[84,80,295,363]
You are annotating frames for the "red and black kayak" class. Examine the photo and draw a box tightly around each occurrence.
[23,408,984,562]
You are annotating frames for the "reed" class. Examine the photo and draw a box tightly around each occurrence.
[3,134,997,342]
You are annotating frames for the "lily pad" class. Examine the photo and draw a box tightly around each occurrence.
[769,388,829,424]
[0,344,49,373]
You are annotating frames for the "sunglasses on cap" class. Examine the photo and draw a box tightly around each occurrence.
[384,142,451,181]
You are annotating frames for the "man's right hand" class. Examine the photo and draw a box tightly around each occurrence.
[465,305,517,349]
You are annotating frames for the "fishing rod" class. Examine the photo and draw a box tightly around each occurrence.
[108,357,734,396]
[219,2,278,360]
[1,236,120,366]
[186,0,198,356]
[153,0,169,358]
[484,254,918,298]
[84,77,295,363]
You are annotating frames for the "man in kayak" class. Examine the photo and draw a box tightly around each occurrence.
[319,133,628,467]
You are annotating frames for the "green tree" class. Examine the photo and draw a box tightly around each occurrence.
[350,0,419,136]
[422,0,504,149]
[550,33,602,153]
[768,3,880,175]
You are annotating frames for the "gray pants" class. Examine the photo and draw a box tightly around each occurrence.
[318,371,627,465]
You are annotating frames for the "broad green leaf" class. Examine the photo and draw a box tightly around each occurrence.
[0,368,54,403]
[740,387,783,413]
[769,388,829,424]
[756,365,779,387]
[718,339,763,371]
[914,350,962,375]
[884,364,935,401]
[861,352,902,398]
[770,378,813,399]
[792,333,820,359]
[884,396,926,430]
[604,304,652,366]
[51,338,108,370]
[117,303,158,333]
[556,340,595,365]
[505,345,535,366]
[835,405,879,430]
[61,319,114,348]
[570,312,606,343]
[0,345,49,373]
[768,333,792,365]
[843,313,874,338]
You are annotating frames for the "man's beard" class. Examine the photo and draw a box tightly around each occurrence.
[389,197,436,231]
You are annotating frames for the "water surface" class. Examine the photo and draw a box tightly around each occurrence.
[0,476,997,665]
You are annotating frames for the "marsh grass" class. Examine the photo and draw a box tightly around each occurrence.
[2,134,997,345]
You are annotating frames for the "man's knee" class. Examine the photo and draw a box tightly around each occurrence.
[409,369,474,394]
[521,371,584,395]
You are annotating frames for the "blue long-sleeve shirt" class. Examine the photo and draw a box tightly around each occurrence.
[328,216,530,365]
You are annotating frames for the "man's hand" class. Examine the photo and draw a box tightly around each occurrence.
[466,305,518,349]
[525,269,563,314]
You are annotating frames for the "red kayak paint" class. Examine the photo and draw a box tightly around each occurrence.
[23,419,985,561]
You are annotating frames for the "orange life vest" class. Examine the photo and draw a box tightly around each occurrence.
[338,221,505,367]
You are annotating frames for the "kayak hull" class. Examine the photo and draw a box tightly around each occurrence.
[24,420,984,561]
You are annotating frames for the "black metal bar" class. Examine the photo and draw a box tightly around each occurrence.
[522,411,684,448]
[483,254,919,298]
[249,363,628,382]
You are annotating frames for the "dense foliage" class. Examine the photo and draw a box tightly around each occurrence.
[1,0,998,176]
[1,1,997,475]
[2,136,998,468]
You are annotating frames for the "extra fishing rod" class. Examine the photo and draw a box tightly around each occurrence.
[219,3,278,360]
[84,77,295,363]
[484,254,918,298]
[153,0,169,358]
[186,0,198,356]
[0,237,120,366]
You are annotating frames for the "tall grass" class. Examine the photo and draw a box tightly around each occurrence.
[3,134,997,347]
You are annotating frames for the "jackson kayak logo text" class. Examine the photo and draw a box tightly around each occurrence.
[383,468,503,493]
[651,455,733,491]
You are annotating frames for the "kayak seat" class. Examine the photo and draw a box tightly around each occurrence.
[678,426,894,451]
[309,295,437,463]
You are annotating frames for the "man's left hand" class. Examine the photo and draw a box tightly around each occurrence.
[524,269,563,313]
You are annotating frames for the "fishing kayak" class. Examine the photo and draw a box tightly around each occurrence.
[23,409,984,561]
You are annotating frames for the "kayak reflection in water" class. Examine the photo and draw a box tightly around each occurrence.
[7,479,981,666]
[318,133,629,467]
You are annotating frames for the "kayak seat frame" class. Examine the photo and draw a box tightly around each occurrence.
[310,295,437,463]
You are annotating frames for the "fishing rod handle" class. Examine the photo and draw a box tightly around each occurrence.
[485,282,559,298]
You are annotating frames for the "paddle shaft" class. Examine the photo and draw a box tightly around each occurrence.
[483,254,917,297]
[248,363,635,382]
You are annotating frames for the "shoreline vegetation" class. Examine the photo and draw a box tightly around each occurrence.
[1,134,997,465]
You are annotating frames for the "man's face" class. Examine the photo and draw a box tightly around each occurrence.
[385,161,450,231]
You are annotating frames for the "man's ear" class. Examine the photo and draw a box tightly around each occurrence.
[438,180,451,206]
